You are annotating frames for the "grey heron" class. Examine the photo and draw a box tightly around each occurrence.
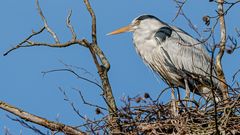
[108,15,223,102]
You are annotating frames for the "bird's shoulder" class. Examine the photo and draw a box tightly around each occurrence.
[154,26,173,43]
[154,24,196,45]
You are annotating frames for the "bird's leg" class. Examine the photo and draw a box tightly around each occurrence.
[171,87,178,116]
[184,78,190,100]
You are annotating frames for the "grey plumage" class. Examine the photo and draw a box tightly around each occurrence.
[108,15,223,101]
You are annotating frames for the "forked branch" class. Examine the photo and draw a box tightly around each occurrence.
[83,0,120,133]
[36,0,60,43]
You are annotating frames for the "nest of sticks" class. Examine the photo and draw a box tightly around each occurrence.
[82,93,240,135]
[115,94,240,135]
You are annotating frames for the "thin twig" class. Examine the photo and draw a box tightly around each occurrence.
[210,43,219,134]
[73,88,107,111]
[4,39,88,56]
[3,26,45,56]
[58,87,94,132]
[42,68,103,91]
[58,60,100,85]
[66,10,77,40]
[236,28,240,37]
[173,0,201,37]
[36,0,60,43]
[58,88,86,120]
[7,115,46,135]
[172,0,187,22]
[232,69,240,82]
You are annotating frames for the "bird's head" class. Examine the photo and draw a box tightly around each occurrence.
[107,15,162,35]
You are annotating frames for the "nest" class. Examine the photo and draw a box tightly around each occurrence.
[81,95,240,135]
[114,95,240,135]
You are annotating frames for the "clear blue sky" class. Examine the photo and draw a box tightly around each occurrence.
[0,0,239,134]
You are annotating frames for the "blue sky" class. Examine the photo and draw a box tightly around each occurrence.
[0,0,239,134]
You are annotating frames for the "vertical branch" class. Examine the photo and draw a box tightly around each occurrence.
[83,0,120,133]
[83,0,110,70]
[66,10,77,40]
[83,0,97,44]
[216,0,229,101]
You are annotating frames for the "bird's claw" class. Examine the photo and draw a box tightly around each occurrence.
[184,96,190,101]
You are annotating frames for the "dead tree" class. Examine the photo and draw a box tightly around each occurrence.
[1,0,120,134]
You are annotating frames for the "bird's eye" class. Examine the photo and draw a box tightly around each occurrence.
[134,20,140,26]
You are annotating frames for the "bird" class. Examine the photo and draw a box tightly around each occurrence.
[108,15,224,102]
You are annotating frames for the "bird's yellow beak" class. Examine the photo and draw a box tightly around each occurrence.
[107,24,132,35]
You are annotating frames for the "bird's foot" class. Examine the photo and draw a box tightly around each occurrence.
[183,96,190,107]
[183,96,190,101]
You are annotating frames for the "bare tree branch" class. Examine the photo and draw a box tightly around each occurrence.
[233,69,240,82]
[0,101,85,135]
[4,0,120,133]
[58,60,101,84]
[42,68,103,91]
[172,0,187,22]
[36,0,60,43]
[58,87,87,121]
[172,0,201,37]
[73,88,107,111]
[66,10,77,40]
[7,115,46,135]
[216,0,229,101]
[83,0,120,133]
[83,0,110,70]
[3,26,45,56]
[4,38,88,56]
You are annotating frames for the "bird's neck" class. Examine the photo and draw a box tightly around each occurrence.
[133,29,158,60]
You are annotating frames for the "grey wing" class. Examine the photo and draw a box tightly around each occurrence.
[170,26,213,77]
[154,26,216,86]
